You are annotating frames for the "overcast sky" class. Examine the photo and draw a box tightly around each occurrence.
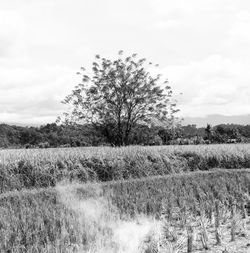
[1,0,250,125]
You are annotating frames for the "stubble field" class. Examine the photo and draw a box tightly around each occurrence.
[1,144,250,252]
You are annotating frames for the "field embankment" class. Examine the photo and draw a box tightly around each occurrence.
[1,144,250,194]
[1,169,250,252]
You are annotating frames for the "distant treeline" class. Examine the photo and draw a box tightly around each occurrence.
[1,123,250,148]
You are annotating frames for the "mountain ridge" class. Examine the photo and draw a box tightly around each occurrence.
[183,114,250,127]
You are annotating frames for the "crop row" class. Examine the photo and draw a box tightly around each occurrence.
[1,169,250,251]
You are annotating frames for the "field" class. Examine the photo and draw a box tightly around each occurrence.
[1,144,250,252]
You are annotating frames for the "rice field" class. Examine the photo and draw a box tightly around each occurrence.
[1,144,250,252]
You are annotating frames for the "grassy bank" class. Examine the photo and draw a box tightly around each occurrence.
[1,144,250,194]
[1,169,250,252]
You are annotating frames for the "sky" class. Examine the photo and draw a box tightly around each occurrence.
[1,0,250,125]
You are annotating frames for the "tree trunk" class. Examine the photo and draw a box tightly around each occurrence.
[117,123,123,146]
[124,127,131,146]
[117,111,123,146]
[124,116,132,145]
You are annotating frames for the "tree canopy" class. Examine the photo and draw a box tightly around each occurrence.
[61,51,180,146]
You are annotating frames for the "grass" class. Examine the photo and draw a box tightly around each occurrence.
[2,144,250,252]
[102,169,250,218]
[1,144,250,194]
[1,169,250,252]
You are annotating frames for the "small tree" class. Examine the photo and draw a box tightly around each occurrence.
[60,51,180,146]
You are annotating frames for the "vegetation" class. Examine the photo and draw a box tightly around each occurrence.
[103,169,250,217]
[2,126,250,251]
[0,123,106,149]
[1,169,250,252]
[2,123,250,148]
[2,144,250,194]
[60,51,180,146]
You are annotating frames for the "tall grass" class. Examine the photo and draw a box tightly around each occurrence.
[1,144,250,194]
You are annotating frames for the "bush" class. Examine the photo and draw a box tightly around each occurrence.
[38,142,50,148]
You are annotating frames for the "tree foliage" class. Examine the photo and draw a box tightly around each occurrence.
[2,123,250,148]
[61,51,180,145]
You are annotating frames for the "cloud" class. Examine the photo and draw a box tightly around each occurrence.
[229,11,250,40]
[224,10,250,60]
[151,20,182,30]
[0,63,78,124]
[0,9,26,57]
[0,1,91,124]
[149,0,239,16]
[162,55,250,117]
[1,0,250,124]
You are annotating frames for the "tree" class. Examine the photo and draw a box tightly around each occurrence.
[61,51,180,146]
[205,124,212,141]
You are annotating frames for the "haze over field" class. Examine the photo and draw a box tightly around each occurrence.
[1,0,250,125]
